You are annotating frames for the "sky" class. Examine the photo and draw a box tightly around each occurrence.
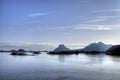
[0,0,120,50]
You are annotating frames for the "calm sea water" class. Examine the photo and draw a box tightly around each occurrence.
[0,52,120,80]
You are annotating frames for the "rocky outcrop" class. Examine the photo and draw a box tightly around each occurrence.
[32,51,41,54]
[11,49,27,55]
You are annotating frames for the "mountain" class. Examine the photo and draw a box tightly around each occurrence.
[53,44,70,52]
[106,45,120,55]
[83,42,112,52]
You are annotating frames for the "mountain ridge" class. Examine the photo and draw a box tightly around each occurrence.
[82,42,112,52]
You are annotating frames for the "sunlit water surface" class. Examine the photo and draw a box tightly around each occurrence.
[0,52,120,80]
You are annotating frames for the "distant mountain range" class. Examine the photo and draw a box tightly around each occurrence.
[51,42,112,53]
[0,42,113,52]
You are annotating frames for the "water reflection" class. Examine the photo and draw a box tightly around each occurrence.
[82,54,104,64]
[57,54,105,65]
[56,53,120,66]
[58,54,79,63]
[110,56,120,64]
[58,55,65,62]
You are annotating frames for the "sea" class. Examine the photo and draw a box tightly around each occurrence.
[0,52,120,80]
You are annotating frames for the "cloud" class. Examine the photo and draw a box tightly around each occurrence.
[48,24,112,31]
[95,15,120,19]
[71,24,112,31]
[73,25,112,31]
[0,42,57,50]
[97,25,112,30]
[48,26,70,30]
[28,11,55,17]
[0,42,57,46]
[94,9,120,13]
[88,18,106,23]
[28,13,47,17]
[87,15,120,23]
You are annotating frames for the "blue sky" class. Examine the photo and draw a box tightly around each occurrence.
[0,0,120,49]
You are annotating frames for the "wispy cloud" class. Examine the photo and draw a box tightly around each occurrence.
[87,15,120,23]
[0,42,57,50]
[28,13,47,17]
[0,42,57,47]
[94,9,120,13]
[48,26,70,30]
[95,15,120,19]
[48,24,112,31]
[88,18,106,23]
[75,23,120,31]
[73,25,112,31]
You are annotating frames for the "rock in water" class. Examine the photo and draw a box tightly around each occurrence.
[11,49,27,56]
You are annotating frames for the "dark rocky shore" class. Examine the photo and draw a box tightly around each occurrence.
[106,45,120,56]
